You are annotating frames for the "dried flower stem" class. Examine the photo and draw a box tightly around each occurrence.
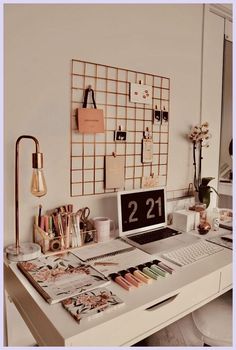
[198,139,203,190]
[193,141,198,191]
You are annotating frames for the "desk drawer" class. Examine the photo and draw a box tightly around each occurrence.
[68,271,219,346]
[121,271,219,344]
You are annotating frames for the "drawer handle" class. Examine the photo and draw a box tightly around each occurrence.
[145,293,179,311]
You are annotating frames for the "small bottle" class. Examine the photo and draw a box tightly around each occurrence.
[211,207,220,231]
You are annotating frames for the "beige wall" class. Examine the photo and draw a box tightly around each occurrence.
[4,4,225,246]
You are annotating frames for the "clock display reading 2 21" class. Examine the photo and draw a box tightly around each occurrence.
[121,189,165,232]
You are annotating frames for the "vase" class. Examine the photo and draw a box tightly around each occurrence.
[198,185,211,208]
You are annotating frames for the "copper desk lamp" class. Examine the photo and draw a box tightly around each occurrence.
[6,135,47,261]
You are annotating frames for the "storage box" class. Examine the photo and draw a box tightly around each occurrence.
[172,210,196,232]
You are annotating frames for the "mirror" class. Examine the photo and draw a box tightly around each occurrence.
[218,39,232,208]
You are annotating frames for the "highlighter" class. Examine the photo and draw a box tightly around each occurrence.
[137,264,159,280]
[119,270,143,287]
[128,267,153,284]
[152,259,174,274]
[144,262,166,277]
[109,273,133,291]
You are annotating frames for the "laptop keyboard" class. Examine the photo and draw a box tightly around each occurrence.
[162,239,224,267]
[128,227,181,245]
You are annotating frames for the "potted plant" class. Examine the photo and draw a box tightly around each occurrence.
[188,122,218,208]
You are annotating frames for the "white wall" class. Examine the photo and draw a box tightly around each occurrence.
[4,4,225,246]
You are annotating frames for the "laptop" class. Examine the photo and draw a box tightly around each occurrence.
[117,187,199,255]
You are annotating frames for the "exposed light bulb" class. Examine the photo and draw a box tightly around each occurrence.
[31,168,47,197]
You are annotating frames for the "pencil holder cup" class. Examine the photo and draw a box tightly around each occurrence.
[33,225,97,254]
[33,225,70,253]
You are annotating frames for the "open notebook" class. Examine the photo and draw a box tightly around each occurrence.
[117,187,198,255]
[73,239,152,276]
[17,252,109,304]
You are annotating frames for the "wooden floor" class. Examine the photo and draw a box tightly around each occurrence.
[134,314,203,347]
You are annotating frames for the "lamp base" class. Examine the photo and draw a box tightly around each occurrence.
[5,242,41,262]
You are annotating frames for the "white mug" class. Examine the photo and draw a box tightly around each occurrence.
[92,217,115,242]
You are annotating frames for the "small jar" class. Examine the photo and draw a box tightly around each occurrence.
[211,208,220,231]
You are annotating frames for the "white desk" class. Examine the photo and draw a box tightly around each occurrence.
[4,231,232,346]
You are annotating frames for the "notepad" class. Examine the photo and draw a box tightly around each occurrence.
[88,247,153,277]
[62,288,124,323]
[73,238,134,262]
[105,155,125,189]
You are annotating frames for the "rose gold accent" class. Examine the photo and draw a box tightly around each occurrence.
[32,152,43,169]
[70,59,170,196]
[15,135,44,251]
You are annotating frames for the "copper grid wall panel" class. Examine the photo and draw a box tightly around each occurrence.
[70,59,170,197]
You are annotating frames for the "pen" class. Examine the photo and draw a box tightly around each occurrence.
[221,236,232,242]
[38,204,42,227]
[75,213,82,246]
[44,215,49,233]
[40,215,45,230]
[65,214,70,249]
[34,215,38,226]
[57,214,65,249]
[71,214,78,247]
[49,216,53,234]
[94,262,119,266]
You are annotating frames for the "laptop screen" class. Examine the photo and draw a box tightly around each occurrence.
[117,187,167,237]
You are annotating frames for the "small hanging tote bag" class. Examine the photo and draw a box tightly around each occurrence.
[77,87,104,133]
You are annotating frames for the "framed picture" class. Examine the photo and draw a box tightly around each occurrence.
[114,131,127,142]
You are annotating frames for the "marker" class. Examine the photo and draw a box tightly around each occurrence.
[119,270,143,287]
[109,273,133,291]
[152,259,174,274]
[128,267,153,284]
[144,262,166,277]
[137,264,158,280]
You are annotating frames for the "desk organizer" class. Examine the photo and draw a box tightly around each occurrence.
[34,224,97,255]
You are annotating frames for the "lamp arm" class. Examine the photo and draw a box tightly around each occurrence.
[15,135,41,250]
[16,135,40,153]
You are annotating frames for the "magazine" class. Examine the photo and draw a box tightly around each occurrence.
[61,287,124,322]
[17,252,109,304]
